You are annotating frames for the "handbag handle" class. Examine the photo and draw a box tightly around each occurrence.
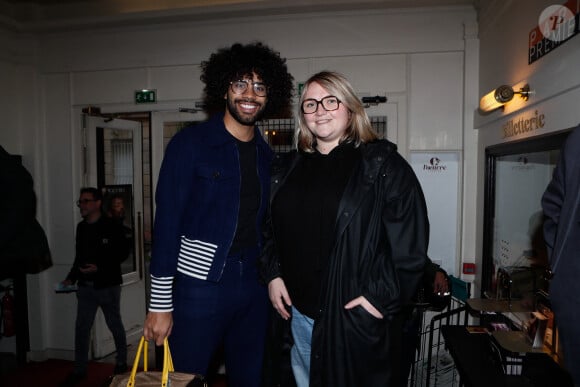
[162,338,175,386]
[127,336,175,387]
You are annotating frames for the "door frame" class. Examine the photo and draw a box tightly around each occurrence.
[81,113,146,358]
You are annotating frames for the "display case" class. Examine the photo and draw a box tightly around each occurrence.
[481,130,572,300]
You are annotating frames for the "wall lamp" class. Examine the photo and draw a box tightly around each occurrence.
[479,84,532,113]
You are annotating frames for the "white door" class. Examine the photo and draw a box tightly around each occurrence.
[82,114,146,359]
[151,110,204,207]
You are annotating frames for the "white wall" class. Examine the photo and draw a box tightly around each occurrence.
[3,6,477,359]
[0,26,54,356]
[0,28,36,165]
[475,0,580,296]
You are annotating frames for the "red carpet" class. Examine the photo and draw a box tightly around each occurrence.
[0,359,228,387]
[0,359,115,387]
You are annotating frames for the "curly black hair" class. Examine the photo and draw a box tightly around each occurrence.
[200,42,294,118]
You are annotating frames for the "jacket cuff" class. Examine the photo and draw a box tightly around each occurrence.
[148,275,174,312]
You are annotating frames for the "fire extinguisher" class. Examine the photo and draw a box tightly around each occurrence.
[1,285,15,337]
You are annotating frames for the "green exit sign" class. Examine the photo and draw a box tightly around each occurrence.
[298,83,305,95]
[135,89,157,104]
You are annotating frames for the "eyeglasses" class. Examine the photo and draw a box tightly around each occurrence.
[76,199,97,207]
[229,80,268,97]
[301,96,341,114]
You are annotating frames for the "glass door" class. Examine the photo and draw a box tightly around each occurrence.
[482,130,571,299]
[83,114,146,358]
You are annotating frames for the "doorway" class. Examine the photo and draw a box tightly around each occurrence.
[82,113,150,358]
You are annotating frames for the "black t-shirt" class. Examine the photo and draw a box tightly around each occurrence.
[230,137,260,254]
[272,142,359,318]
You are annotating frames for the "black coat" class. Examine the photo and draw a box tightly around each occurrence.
[0,145,52,279]
[541,126,580,384]
[260,139,430,387]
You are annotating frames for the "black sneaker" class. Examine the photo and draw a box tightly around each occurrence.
[113,362,128,374]
[59,372,86,387]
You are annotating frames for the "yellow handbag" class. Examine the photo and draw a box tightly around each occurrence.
[109,336,207,387]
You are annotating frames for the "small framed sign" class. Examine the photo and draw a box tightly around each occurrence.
[135,89,157,104]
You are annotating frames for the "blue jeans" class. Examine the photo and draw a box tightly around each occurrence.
[74,285,127,374]
[170,247,269,387]
[290,306,314,387]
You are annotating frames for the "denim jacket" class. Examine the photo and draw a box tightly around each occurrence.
[149,113,273,312]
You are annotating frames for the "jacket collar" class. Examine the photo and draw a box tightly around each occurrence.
[335,140,397,237]
[205,112,270,153]
[271,140,398,236]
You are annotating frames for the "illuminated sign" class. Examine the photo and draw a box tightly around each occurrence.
[528,1,579,64]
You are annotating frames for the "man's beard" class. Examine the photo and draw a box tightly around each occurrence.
[226,96,266,126]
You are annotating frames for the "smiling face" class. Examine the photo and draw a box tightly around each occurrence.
[302,81,351,154]
[224,72,268,133]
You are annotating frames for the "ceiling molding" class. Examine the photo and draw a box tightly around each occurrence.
[1,0,476,32]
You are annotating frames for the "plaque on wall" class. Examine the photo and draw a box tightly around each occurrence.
[410,152,459,276]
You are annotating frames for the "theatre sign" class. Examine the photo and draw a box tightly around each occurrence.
[529,1,579,64]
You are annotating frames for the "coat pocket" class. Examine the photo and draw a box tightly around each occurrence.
[177,237,218,280]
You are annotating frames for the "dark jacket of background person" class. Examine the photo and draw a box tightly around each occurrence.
[0,145,51,280]
[65,215,129,288]
[260,139,430,387]
[541,125,580,386]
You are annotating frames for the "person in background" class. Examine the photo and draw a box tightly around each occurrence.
[143,42,293,387]
[60,187,130,387]
[0,145,52,279]
[541,125,580,387]
[261,71,429,387]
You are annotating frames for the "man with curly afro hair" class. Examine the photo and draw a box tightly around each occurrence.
[143,41,294,387]
[201,41,294,119]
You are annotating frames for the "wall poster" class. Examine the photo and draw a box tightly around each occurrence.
[102,184,135,275]
[410,152,460,276]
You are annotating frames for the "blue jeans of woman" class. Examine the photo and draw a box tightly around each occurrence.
[290,306,314,387]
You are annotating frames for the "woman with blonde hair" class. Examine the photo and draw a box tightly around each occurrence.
[261,71,430,386]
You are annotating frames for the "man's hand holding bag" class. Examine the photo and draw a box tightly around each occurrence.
[109,336,206,387]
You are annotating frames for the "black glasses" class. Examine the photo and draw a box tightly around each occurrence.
[301,96,341,114]
[76,199,97,207]
[229,80,268,97]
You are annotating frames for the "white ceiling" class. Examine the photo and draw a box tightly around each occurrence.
[1,0,478,32]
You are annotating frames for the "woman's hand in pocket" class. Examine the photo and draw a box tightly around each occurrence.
[344,296,383,319]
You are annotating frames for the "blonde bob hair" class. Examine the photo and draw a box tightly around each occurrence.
[296,71,379,153]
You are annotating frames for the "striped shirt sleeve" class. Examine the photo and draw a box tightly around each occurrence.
[148,275,174,312]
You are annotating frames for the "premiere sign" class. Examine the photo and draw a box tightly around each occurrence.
[529,1,579,64]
